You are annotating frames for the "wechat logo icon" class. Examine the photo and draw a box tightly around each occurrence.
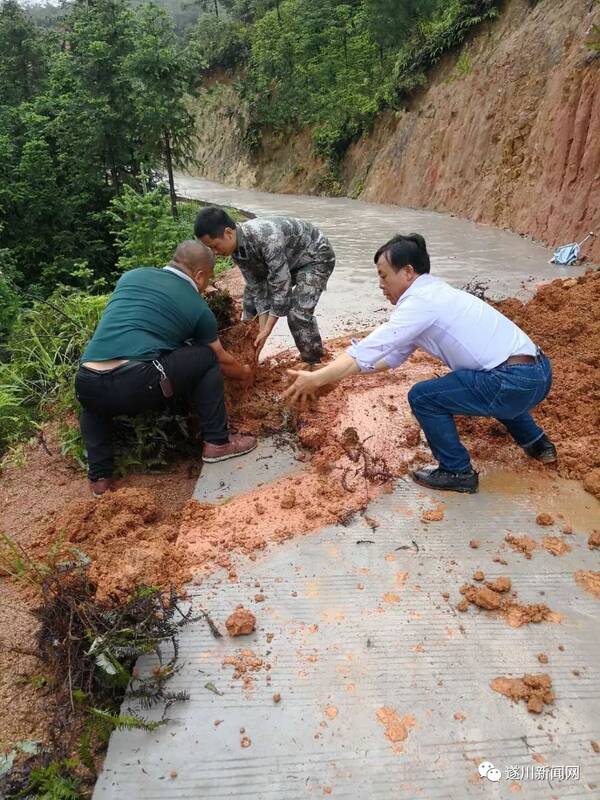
[479,761,502,782]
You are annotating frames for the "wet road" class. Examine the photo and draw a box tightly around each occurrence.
[175,173,581,351]
[95,177,600,800]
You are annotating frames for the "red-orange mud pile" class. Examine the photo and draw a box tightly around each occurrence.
[457,580,561,628]
[33,488,192,602]
[0,426,199,751]
[174,272,600,576]
[490,674,554,714]
[461,271,600,492]
[574,570,600,600]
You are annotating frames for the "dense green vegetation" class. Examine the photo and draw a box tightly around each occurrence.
[190,0,501,164]
[0,0,240,467]
[0,190,241,468]
[0,0,198,295]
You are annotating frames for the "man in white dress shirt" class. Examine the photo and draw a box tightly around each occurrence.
[284,234,556,494]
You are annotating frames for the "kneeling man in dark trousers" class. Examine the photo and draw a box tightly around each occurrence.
[284,234,556,494]
[76,240,257,497]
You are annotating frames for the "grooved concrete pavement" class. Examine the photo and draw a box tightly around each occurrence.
[94,467,600,799]
[94,181,598,799]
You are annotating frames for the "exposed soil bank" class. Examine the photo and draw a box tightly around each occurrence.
[190,0,600,262]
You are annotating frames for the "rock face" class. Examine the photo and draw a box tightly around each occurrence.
[190,0,600,261]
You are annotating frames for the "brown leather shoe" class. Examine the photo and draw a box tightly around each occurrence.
[89,478,113,498]
[202,433,257,463]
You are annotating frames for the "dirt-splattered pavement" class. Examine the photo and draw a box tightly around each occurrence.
[92,272,600,799]
[2,272,599,796]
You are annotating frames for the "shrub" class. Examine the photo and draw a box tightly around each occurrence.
[108,187,241,275]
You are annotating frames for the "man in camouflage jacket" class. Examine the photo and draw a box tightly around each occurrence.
[195,208,336,364]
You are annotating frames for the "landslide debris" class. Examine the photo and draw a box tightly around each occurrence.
[458,578,559,627]
[490,674,554,714]
[225,607,256,636]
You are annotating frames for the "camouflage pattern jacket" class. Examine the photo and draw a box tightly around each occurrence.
[234,217,335,318]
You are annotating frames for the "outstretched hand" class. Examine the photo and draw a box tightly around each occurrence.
[282,368,320,407]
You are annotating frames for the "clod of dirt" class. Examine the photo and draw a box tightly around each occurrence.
[454,711,466,721]
[505,533,537,559]
[583,468,600,499]
[222,649,266,690]
[421,508,444,522]
[562,525,573,535]
[273,693,281,704]
[405,426,421,447]
[225,608,256,637]
[240,736,251,748]
[490,674,554,714]
[324,706,338,720]
[469,539,481,549]
[460,583,559,627]
[536,512,554,526]
[575,570,600,599]
[537,653,549,664]
[376,707,416,751]
[588,531,600,550]
[464,585,502,610]
[473,570,485,582]
[542,536,571,556]
[254,594,265,603]
[280,490,297,509]
[486,577,512,593]
[591,741,600,754]
[503,602,560,628]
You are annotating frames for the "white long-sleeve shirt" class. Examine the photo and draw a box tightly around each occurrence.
[347,274,537,372]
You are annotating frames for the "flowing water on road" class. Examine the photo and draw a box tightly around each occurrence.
[175,173,583,353]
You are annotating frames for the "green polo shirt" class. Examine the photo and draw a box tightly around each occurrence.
[82,267,218,362]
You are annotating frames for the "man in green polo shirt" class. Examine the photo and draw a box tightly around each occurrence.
[76,240,256,497]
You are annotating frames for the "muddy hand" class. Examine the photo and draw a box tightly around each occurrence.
[253,330,269,363]
[282,368,319,407]
[240,363,256,386]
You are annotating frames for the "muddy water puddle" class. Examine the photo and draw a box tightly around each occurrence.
[479,468,599,533]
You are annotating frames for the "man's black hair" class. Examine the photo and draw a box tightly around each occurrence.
[194,206,236,239]
[374,233,430,275]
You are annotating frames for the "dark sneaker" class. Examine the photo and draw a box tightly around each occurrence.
[90,478,113,498]
[411,466,479,494]
[523,434,557,464]
[202,433,257,463]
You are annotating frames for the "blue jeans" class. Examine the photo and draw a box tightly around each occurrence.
[407,354,552,473]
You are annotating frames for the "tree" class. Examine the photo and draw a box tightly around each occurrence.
[129,3,198,217]
[364,0,438,63]
[0,0,48,105]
